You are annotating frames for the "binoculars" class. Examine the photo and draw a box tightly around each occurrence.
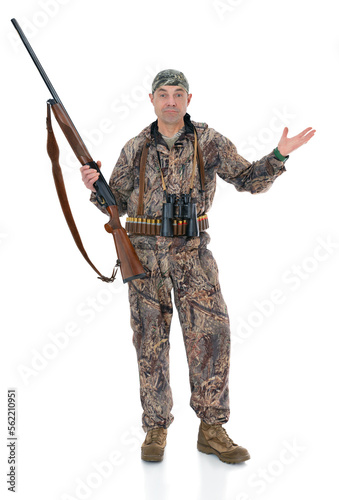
[161,193,199,238]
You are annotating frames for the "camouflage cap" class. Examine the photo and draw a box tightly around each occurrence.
[151,69,189,94]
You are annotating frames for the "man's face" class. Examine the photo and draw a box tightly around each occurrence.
[149,85,192,127]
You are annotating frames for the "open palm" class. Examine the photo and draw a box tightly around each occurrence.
[278,127,316,157]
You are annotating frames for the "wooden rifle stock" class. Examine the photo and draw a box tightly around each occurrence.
[11,18,146,284]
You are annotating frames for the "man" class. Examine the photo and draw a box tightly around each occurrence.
[81,69,315,464]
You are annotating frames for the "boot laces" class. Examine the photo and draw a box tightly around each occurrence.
[215,425,235,446]
[149,428,165,444]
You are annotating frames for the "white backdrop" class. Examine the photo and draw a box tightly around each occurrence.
[1,1,338,499]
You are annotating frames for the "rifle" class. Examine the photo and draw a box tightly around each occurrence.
[11,18,146,284]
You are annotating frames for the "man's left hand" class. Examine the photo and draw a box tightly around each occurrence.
[278,127,316,157]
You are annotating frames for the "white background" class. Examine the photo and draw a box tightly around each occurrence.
[1,0,338,499]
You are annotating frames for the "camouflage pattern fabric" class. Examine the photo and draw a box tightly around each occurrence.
[91,119,286,220]
[128,231,230,431]
[151,69,189,94]
[90,118,286,431]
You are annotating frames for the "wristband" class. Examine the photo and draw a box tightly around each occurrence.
[274,147,289,162]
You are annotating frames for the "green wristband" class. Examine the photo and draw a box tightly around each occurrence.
[274,147,288,162]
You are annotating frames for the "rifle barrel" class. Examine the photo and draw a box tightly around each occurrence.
[11,18,62,105]
[11,18,87,151]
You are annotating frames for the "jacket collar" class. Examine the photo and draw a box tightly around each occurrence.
[149,113,195,146]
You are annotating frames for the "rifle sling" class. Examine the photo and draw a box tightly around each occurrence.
[46,102,118,283]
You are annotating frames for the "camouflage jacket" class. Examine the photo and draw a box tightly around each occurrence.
[91,118,286,218]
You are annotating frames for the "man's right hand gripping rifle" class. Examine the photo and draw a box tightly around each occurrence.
[80,161,101,192]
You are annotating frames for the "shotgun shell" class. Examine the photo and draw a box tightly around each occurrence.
[182,220,187,235]
[141,218,146,233]
[173,219,178,236]
[177,219,183,236]
[156,219,161,236]
[151,219,156,236]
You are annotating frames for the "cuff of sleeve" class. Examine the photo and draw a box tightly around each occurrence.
[265,151,287,176]
[274,147,289,162]
[90,190,108,215]
[90,191,97,204]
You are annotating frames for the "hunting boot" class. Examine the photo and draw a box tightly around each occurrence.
[141,427,167,462]
[197,421,250,464]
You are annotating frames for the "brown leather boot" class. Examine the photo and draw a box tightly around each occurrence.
[141,427,167,462]
[197,421,250,464]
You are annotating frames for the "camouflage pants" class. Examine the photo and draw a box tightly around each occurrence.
[128,232,231,432]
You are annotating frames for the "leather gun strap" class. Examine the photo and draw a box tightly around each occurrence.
[137,139,150,216]
[46,103,117,283]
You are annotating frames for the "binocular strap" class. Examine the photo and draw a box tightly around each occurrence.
[137,130,205,217]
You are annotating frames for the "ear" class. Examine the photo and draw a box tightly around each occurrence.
[187,93,192,106]
[149,93,154,104]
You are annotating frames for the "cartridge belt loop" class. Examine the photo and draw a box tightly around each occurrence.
[125,214,209,236]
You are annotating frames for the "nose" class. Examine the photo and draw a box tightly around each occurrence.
[166,95,177,106]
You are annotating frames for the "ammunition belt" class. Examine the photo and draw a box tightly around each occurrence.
[126,214,209,236]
